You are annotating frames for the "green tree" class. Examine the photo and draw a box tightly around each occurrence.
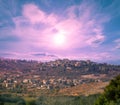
[95,75,120,105]
[0,94,26,105]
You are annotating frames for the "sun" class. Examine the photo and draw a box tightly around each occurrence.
[53,33,66,47]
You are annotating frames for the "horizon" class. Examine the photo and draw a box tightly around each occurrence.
[1,56,120,65]
[0,0,120,64]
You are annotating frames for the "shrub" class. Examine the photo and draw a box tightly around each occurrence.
[94,75,120,105]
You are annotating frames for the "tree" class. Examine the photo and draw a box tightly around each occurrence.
[95,75,120,105]
[17,100,26,105]
[0,102,4,105]
[0,94,26,105]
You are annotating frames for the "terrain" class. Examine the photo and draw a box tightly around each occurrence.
[0,57,120,96]
[0,57,120,105]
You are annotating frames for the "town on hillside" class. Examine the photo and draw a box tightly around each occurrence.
[0,58,120,96]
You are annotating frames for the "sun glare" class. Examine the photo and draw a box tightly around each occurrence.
[53,33,66,47]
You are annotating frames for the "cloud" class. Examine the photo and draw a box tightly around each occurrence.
[12,2,106,49]
[86,34,105,47]
[0,0,120,64]
[58,51,113,64]
[22,4,57,25]
[114,39,120,49]
[1,1,111,61]
[0,51,58,61]
[32,52,58,58]
[52,2,106,49]
[116,45,120,49]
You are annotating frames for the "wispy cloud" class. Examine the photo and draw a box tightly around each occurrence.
[1,0,119,62]
[22,4,57,25]
[12,1,107,51]
[114,39,120,49]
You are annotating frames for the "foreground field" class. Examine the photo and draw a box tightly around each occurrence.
[0,82,108,105]
[0,82,106,105]
[0,81,109,97]
[58,82,109,96]
[0,94,99,105]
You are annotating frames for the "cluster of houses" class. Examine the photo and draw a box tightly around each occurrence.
[0,58,116,94]
[0,71,104,93]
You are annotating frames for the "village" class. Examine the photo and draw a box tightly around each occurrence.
[0,70,104,91]
[0,58,119,94]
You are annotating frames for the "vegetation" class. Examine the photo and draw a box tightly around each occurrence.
[0,94,99,105]
[0,94,26,105]
[27,95,99,105]
[0,58,120,79]
[95,75,120,105]
[1,74,120,105]
[0,57,120,105]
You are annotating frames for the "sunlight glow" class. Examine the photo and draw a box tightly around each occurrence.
[53,33,66,47]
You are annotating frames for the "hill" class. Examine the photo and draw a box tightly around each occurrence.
[58,82,109,96]
[0,57,120,96]
[0,58,120,79]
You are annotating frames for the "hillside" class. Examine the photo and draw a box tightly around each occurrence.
[0,58,120,78]
[0,57,120,96]
[58,82,109,96]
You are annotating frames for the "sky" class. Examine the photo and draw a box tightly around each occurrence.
[0,0,120,64]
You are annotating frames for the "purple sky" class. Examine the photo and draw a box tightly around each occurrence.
[0,0,120,64]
